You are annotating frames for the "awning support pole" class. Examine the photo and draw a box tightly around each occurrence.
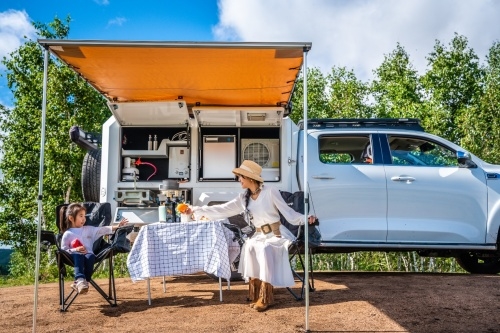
[33,46,49,333]
[302,47,310,333]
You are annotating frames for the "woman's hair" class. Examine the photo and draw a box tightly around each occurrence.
[244,181,264,208]
[59,203,86,232]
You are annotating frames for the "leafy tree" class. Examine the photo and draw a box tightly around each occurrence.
[290,66,371,122]
[460,42,500,163]
[290,67,329,123]
[326,67,372,118]
[371,43,423,119]
[0,17,110,272]
[421,34,484,143]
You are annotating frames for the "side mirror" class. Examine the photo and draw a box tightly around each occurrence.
[457,151,477,168]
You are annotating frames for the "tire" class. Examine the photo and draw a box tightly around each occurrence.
[82,149,101,203]
[456,252,500,274]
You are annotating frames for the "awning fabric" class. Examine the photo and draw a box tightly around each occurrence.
[38,40,311,106]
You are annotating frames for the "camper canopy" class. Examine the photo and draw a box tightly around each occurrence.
[37,40,311,108]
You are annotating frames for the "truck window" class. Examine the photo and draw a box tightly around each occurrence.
[318,135,371,164]
[388,135,458,167]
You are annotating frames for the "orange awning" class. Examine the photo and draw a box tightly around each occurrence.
[38,40,311,106]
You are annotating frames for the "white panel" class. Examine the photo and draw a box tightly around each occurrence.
[108,101,189,126]
[168,146,190,178]
[202,136,236,179]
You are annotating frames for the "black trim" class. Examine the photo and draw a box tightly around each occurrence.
[300,118,424,131]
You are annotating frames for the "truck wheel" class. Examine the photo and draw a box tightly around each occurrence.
[82,149,101,202]
[456,252,500,274]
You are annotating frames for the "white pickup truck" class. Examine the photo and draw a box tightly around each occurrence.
[42,39,500,274]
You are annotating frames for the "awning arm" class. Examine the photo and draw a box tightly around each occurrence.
[33,46,49,333]
[302,46,310,332]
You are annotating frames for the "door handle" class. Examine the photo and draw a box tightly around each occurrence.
[391,176,416,183]
[312,175,335,180]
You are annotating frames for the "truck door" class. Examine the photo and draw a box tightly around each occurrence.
[384,134,488,244]
[301,132,388,244]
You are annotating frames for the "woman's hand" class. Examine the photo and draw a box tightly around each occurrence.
[184,207,193,216]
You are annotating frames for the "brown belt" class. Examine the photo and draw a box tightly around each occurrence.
[256,221,281,237]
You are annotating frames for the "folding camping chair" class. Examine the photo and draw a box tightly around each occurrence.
[279,191,319,301]
[40,202,131,311]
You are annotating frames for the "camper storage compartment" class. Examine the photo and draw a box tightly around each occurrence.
[194,106,282,182]
[120,126,189,182]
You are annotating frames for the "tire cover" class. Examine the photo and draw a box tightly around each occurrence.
[82,149,101,202]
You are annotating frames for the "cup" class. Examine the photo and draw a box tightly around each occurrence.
[158,205,167,222]
[180,213,192,223]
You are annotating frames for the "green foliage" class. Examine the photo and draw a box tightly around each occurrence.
[421,34,484,144]
[460,41,500,164]
[290,66,372,122]
[294,252,465,274]
[327,67,372,118]
[290,67,330,123]
[0,17,110,267]
[371,43,424,119]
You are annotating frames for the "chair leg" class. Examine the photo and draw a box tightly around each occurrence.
[287,246,304,301]
[89,256,117,307]
[59,272,78,312]
[287,246,316,301]
[308,248,316,291]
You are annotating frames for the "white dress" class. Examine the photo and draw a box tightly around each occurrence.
[192,186,305,287]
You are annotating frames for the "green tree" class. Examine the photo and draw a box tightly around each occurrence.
[421,34,484,143]
[371,43,423,119]
[0,17,110,270]
[290,66,371,122]
[460,42,500,163]
[327,66,371,118]
[290,67,329,123]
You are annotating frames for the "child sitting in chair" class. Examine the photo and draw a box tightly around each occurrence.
[60,203,128,294]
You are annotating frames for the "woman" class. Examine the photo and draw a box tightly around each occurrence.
[185,160,316,312]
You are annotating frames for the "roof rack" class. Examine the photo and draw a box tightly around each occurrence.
[298,118,424,131]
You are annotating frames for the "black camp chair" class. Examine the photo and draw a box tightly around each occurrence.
[279,191,319,301]
[40,202,131,311]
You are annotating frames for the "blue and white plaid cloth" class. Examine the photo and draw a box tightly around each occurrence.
[127,220,235,281]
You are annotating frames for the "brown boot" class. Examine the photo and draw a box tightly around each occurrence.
[253,282,273,312]
[248,278,262,308]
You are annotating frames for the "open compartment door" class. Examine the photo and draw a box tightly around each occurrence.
[108,101,189,126]
[193,106,284,127]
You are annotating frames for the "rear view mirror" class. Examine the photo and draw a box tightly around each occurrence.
[457,151,477,168]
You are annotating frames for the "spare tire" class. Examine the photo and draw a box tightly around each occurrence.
[82,149,101,202]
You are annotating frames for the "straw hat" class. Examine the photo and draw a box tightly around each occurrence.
[232,160,264,183]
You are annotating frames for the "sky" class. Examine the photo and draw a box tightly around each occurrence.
[1,0,500,108]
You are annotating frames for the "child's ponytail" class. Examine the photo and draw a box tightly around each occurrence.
[59,206,69,232]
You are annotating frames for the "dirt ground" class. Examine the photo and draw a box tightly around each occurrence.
[2,272,500,333]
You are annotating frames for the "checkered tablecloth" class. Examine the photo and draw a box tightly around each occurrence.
[127,220,235,281]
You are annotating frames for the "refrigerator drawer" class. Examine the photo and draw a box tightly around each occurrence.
[202,135,236,179]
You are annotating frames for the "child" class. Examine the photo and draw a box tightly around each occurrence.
[60,203,128,294]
